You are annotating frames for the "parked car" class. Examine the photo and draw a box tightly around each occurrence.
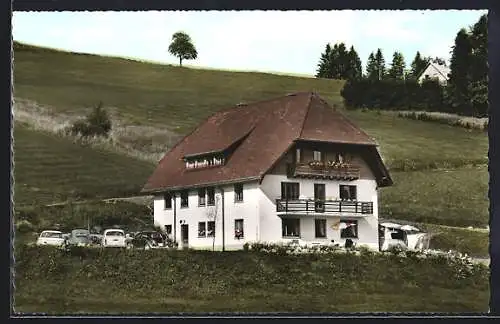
[379,222,430,251]
[36,230,66,247]
[126,231,177,250]
[102,229,127,248]
[66,229,91,246]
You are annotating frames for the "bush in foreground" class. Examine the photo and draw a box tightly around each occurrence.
[14,244,489,313]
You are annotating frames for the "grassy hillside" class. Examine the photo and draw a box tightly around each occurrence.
[13,42,488,172]
[13,42,344,135]
[380,166,489,227]
[14,122,155,206]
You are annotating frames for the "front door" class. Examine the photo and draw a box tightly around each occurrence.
[314,184,325,212]
[181,224,189,247]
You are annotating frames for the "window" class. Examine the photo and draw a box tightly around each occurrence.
[315,219,327,238]
[207,187,215,206]
[235,219,244,239]
[296,148,301,163]
[234,184,244,202]
[207,221,215,237]
[164,193,172,209]
[340,185,357,201]
[198,188,206,206]
[313,150,322,161]
[340,220,358,239]
[282,218,300,237]
[180,190,189,208]
[198,222,206,237]
[165,225,172,236]
[281,182,300,200]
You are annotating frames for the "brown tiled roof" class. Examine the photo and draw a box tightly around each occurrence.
[142,92,392,193]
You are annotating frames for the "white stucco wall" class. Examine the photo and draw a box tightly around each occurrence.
[153,181,260,250]
[418,64,449,85]
[258,174,379,250]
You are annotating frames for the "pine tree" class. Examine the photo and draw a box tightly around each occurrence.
[336,43,349,79]
[374,48,386,80]
[409,51,429,80]
[388,51,406,81]
[315,44,332,78]
[447,28,473,115]
[366,52,378,81]
[469,14,488,116]
[346,46,363,80]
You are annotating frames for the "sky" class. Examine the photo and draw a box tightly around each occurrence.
[12,10,487,76]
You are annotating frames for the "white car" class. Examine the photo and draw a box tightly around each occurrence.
[36,230,66,247]
[102,229,127,248]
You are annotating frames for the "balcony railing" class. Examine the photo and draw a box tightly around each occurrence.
[287,161,360,180]
[276,199,373,215]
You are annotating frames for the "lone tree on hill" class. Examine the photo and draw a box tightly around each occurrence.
[168,31,198,67]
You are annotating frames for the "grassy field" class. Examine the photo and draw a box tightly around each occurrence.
[419,224,489,258]
[13,42,344,135]
[14,246,489,313]
[379,165,489,227]
[344,110,488,171]
[13,122,155,206]
[13,42,488,172]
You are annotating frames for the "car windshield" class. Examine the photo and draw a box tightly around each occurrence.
[41,232,62,238]
[73,230,89,237]
[106,231,124,237]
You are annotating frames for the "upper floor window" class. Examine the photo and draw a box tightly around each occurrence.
[281,182,300,200]
[296,148,302,163]
[164,192,172,209]
[185,155,226,170]
[207,187,216,206]
[198,188,206,206]
[313,150,322,161]
[180,190,189,208]
[234,183,244,202]
[340,185,357,201]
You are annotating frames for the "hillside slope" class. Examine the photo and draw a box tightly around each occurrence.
[13,122,155,206]
[13,42,487,171]
[13,42,344,135]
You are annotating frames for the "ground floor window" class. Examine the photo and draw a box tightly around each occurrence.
[207,221,215,237]
[340,219,358,238]
[165,225,172,236]
[198,222,206,237]
[315,219,326,238]
[282,218,300,237]
[197,221,216,237]
[235,219,244,239]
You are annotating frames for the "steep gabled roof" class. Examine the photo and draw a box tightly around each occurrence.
[417,61,451,81]
[142,92,391,193]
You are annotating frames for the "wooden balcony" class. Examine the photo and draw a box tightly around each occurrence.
[276,199,373,215]
[287,161,360,180]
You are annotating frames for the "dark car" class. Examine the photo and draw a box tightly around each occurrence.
[126,231,176,250]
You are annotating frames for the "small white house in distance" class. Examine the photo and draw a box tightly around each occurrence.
[141,92,393,251]
[417,61,451,85]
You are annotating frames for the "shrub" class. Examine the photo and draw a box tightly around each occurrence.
[15,219,34,234]
[70,102,112,138]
